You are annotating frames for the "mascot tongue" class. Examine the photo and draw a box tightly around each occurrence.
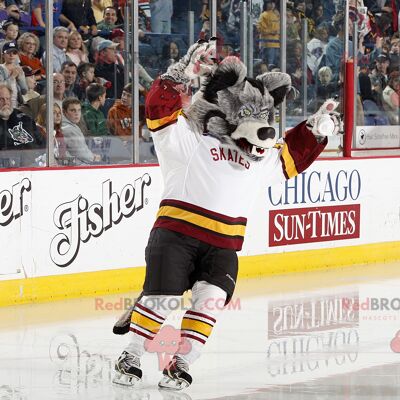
[236,138,266,156]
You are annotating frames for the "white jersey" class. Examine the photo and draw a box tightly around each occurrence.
[146,78,326,250]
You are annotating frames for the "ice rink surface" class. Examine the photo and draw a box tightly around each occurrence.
[1,261,400,400]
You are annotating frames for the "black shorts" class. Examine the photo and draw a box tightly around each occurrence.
[143,228,238,303]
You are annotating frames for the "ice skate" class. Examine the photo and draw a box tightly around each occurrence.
[113,351,142,386]
[158,356,192,391]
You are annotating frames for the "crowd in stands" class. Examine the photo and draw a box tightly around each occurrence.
[0,0,398,167]
[255,0,399,126]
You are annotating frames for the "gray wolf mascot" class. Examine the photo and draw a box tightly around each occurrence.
[113,38,342,390]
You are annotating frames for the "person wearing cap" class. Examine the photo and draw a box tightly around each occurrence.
[94,39,124,98]
[0,41,28,108]
[21,66,40,103]
[0,20,19,54]
[373,54,391,96]
[97,6,118,33]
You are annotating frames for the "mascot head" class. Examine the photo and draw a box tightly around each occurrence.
[186,56,294,161]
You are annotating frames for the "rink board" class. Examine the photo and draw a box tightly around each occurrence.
[0,158,399,306]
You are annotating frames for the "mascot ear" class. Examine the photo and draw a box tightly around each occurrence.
[203,56,247,104]
[257,72,293,107]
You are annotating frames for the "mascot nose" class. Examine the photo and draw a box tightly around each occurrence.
[257,127,275,141]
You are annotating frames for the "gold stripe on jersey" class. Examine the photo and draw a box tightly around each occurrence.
[156,206,246,237]
[181,318,213,338]
[146,109,182,131]
[281,143,298,178]
[131,310,162,334]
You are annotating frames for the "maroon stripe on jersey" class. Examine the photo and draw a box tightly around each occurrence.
[149,119,179,132]
[153,218,244,251]
[280,155,290,180]
[129,327,153,340]
[160,199,247,226]
[135,303,165,322]
[181,332,206,344]
[186,310,217,324]
[284,121,327,174]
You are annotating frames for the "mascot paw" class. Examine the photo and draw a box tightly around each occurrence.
[306,99,344,137]
[161,38,218,84]
[184,38,218,80]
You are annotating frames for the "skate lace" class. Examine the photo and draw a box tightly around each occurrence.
[174,356,189,372]
[123,351,140,368]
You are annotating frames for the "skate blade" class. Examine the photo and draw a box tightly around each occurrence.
[158,375,190,391]
[113,372,141,387]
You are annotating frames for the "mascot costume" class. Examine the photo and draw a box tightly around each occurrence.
[112,38,343,390]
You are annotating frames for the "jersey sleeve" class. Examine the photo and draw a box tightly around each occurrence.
[279,120,327,179]
[145,78,183,132]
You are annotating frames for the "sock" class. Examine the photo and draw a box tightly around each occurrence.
[125,295,180,357]
[177,281,227,364]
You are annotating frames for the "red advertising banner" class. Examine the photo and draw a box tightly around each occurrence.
[269,204,360,246]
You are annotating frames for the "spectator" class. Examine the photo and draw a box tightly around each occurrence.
[150,0,173,34]
[253,60,268,77]
[107,82,131,136]
[21,72,66,119]
[0,20,19,53]
[17,32,45,78]
[371,53,391,98]
[92,0,113,23]
[160,40,180,70]
[388,35,399,73]
[61,97,101,164]
[307,25,329,76]
[316,66,338,103]
[82,83,109,136]
[257,0,280,67]
[31,0,74,30]
[94,39,124,98]
[382,71,400,124]
[61,0,98,37]
[325,13,353,82]
[0,42,27,108]
[97,6,118,33]
[3,3,30,26]
[359,71,388,125]
[66,31,89,66]
[42,26,70,73]
[0,83,44,166]
[312,4,325,27]
[76,62,96,100]
[111,28,125,66]
[61,61,79,98]
[36,102,69,163]
[21,65,40,103]
[286,7,300,41]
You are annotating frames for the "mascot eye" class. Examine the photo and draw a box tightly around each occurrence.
[259,111,269,119]
[239,108,252,118]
